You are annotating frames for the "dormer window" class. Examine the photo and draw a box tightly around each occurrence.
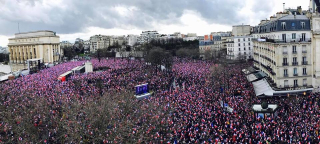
[281,22,286,30]
[301,22,305,29]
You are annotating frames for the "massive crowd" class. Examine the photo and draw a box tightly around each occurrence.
[0,57,319,143]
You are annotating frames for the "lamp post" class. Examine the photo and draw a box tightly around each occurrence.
[8,52,12,73]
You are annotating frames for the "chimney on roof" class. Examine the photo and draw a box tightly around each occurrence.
[297,6,302,14]
[283,3,286,13]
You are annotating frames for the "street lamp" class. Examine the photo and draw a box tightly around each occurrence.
[8,52,12,73]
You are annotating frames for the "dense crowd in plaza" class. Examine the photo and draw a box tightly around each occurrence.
[0,57,320,143]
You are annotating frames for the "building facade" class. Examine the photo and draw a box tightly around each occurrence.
[227,36,253,60]
[8,30,61,63]
[252,13,313,89]
[128,35,138,46]
[139,31,159,43]
[89,35,114,53]
[232,25,251,36]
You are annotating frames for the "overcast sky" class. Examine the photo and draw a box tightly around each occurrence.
[0,0,309,47]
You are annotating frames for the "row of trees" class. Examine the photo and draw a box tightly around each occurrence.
[149,38,199,51]
[0,53,9,63]
[145,47,173,73]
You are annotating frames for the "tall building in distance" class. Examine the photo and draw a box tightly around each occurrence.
[232,25,251,36]
[89,35,114,53]
[227,25,253,60]
[139,31,159,43]
[128,35,138,46]
[8,30,61,63]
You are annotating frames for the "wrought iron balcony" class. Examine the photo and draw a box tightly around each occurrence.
[282,63,288,66]
[302,61,308,65]
[293,73,298,76]
[292,62,298,66]
[284,74,288,77]
[283,51,288,54]
[292,51,297,54]
[302,50,307,53]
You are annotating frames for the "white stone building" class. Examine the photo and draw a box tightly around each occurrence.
[227,36,253,60]
[252,11,312,89]
[232,25,251,36]
[89,35,114,53]
[139,31,159,43]
[8,30,61,63]
[128,35,138,46]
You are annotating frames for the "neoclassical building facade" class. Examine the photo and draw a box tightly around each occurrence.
[8,30,61,63]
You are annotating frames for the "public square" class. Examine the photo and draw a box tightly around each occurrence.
[0,58,319,143]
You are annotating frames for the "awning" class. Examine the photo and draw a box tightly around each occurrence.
[252,79,274,96]
[247,74,258,82]
[254,71,267,79]
[242,67,258,75]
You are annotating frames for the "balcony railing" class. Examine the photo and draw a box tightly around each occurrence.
[282,63,288,66]
[303,73,307,76]
[302,50,307,53]
[293,73,298,76]
[283,51,288,54]
[302,61,308,65]
[292,62,298,66]
[284,85,289,88]
[292,51,297,54]
[256,38,312,43]
[284,74,288,77]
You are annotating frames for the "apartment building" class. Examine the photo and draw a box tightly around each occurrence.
[139,31,159,43]
[252,13,312,89]
[227,36,253,60]
[89,35,114,53]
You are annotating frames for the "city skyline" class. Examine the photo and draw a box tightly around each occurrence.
[0,0,308,47]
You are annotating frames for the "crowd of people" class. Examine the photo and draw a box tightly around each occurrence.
[0,57,320,143]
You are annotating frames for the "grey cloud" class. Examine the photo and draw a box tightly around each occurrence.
[0,0,246,35]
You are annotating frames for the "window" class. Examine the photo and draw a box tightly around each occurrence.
[282,34,286,42]
[248,38,250,41]
[238,43,240,46]
[292,33,296,39]
[244,48,246,51]
[244,43,246,46]
[284,80,289,87]
[302,33,306,41]
[281,22,286,30]
[294,68,298,75]
[303,79,307,86]
[238,39,240,42]
[303,68,307,75]
[283,46,288,54]
[294,80,298,87]
[249,47,251,50]
[283,58,288,65]
[284,69,288,76]
[244,52,246,55]
[302,45,307,52]
[301,22,305,29]
[243,38,245,41]
[239,48,241,51]
[292,46,297,53]
[303,57,307,62]
[293,57,297,62]
[292,23,295,27]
